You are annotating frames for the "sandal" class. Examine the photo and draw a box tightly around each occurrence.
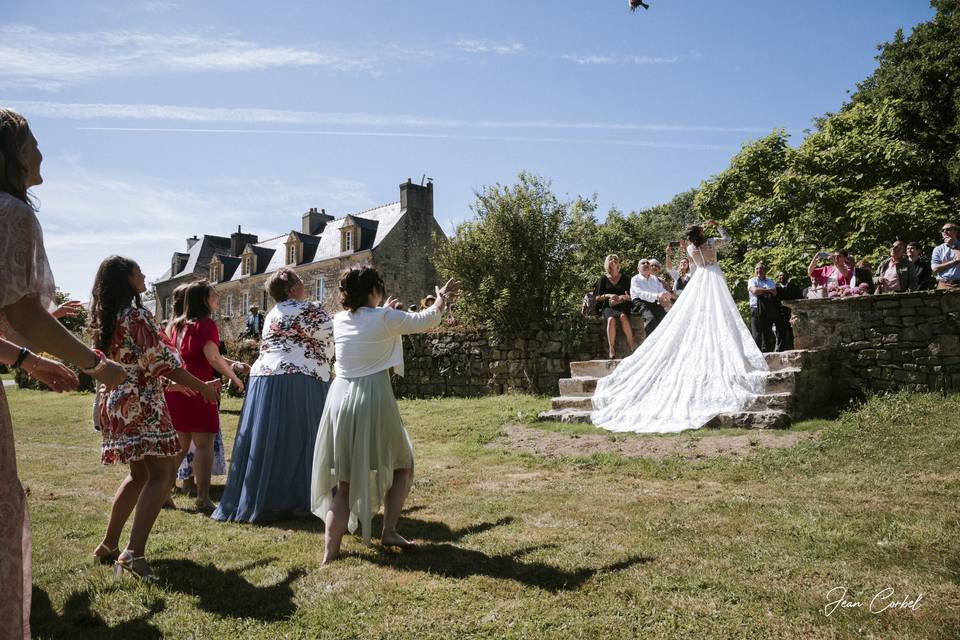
[92,543,119,566]
[195,499,216,515]
[114,551,159,584]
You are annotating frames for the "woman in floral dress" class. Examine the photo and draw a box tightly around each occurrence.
[89,256,219,581]
[0,108,126,639]
[214,268,333,523]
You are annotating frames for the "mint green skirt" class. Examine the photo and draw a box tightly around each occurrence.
[310,370,414,544]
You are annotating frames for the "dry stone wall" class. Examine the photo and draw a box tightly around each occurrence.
[393,316,645,397]
[787,289,960,398]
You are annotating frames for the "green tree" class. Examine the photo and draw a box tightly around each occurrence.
[434,172,597,336]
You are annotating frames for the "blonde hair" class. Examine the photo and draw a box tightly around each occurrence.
[604,254,620,275]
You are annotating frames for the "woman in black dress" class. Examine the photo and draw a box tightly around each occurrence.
[593,254,636,359]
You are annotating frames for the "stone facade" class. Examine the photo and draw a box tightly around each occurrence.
[393,316,645,397]
[787,289,960,398]
[153,180,445,337]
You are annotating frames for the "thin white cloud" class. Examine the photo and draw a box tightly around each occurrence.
[454,39,524,55]
[35,161,375,297]
[0,25,392,90]
[559,54,678,65]
[8,100,778,134]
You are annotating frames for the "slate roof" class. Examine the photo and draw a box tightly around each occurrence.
[156,235,231,282]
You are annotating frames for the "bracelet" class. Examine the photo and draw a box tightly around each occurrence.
[80,349,108,376]
[12,347,31,370]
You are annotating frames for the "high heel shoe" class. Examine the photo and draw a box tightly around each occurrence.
[92,543,119,566]
[114,552,159,583]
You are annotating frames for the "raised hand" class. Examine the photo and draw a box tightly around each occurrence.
[436,279,461,301]
[52,300,85,319]
[23,355,79,392]
[382,296,402,310]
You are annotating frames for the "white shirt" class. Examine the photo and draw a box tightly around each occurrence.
[333,304,441,378]
[630,273,667,303]
[747,276,776,308]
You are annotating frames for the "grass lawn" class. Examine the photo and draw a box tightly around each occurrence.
[8,387,959,639]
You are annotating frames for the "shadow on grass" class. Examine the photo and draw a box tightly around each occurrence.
[31,586,165,639]
[151,557,303,621]
[361,544,653,592]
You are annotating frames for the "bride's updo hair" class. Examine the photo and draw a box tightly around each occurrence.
[685,224,706,247]
[338,265,384,311]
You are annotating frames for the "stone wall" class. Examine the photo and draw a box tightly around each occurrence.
[787,289,960,398]
[394,316,646,397]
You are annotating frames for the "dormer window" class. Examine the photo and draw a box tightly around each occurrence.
[341,228,354,253]
[242,255,254,276]
[209,261,222,283]
[286,242,300,265]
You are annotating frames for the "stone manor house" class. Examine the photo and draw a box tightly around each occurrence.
[153,179,445,335]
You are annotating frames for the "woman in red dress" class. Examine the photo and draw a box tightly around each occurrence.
[90,257,219,581]
[166,281,245,513]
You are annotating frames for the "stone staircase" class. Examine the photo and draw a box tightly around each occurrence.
[538,350,807,430]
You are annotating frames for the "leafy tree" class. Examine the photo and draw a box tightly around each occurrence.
[434,172,597,336]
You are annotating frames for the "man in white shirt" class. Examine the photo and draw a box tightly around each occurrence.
[931,222,960,290]
[630,258,672,335]
[748,262,778,352]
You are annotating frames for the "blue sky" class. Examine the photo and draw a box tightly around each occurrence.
[2,0,936,299]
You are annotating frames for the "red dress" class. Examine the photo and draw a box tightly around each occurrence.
[165,317,221,433]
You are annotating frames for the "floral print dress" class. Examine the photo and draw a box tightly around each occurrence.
[249,300,333,380]
[99,307,182,465]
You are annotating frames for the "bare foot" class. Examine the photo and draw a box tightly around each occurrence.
[323,509,346,565]
[381,531,415,548]
[195,499,216,514]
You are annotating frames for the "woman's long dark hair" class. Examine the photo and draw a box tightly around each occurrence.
[685,224,706,247]
[88,256,143,350]
[171,280,213,334]
[166,283,190,337]
[0,108,36,209]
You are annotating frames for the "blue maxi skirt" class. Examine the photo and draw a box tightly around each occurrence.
[213,373,330,523]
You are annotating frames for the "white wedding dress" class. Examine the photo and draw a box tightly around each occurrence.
[591,228,768,433]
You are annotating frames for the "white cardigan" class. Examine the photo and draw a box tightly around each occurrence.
[333,304,441,378]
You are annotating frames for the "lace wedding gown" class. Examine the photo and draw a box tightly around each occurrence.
[591,229,768,433]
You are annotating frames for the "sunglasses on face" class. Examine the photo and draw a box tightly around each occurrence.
[943,228,957,233]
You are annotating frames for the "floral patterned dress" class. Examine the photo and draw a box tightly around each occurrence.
[99,307,182,464]
[0,191,58,640]
[249,300,333,380]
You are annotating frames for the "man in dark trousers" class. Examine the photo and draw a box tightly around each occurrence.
[245,305,264,339]
[748,263,779,352]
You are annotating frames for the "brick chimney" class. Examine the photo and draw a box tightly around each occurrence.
[399,178,434,218]
[302,207,335,235]
[186,235,199,250]
[230,225,258,257]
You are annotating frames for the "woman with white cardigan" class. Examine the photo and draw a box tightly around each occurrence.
[311,266,458,564]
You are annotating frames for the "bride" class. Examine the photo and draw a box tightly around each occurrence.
[591,220,768,433]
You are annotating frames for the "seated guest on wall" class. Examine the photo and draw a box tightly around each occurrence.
[648,259,673,301]
[747,262,779,352]
[850,258,874,294]
[665,242,691,294]
[213,268,333,523]
[906,242,934,289]
[931,222,960,290]
[807,248,852,294]
[630,258,672,338]
[874,240,919,294]
[593,254,636,359]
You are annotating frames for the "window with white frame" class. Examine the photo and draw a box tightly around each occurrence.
[242,291,250,313]
[242,256,253,276]
[225,295,234,317]
[342,229,354,252]
[315,278,325,301]
[287,243,298,265]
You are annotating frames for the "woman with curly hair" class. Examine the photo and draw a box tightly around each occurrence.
[0,108,126,638]
[89,256,219,581]
[311,266,458,564]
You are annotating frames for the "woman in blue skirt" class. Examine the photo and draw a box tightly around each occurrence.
[213,268,333,523]
[311,266,458,564]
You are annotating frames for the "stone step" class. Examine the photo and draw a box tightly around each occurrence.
[704,410,792,430]
[550,396,594,411]
[569,359,622,379]
[764,368,800,394]
[537,409,791,430]
[764,350,804,372]
[558,376,599,397]
[537,409,592,424]
[746,392,793,412]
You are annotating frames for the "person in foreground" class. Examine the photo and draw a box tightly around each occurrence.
[0,107,127,640]
[214,268,333,523]
[89,256,220,582]
[311,267,459,564]
[591,220,768,433]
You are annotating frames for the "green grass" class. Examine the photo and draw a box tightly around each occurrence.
[8,387,960,639]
